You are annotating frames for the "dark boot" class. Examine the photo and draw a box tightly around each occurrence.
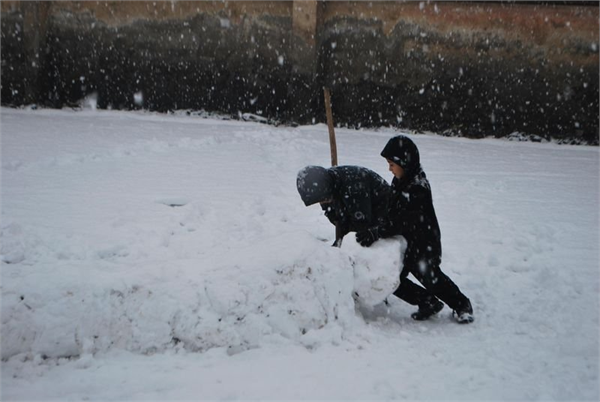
[453,299,474,324]
[411,299,444,321]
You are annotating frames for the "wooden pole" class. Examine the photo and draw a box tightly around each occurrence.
[323,87,344,247]
[323,87,338,167]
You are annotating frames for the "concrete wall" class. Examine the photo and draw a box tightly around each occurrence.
[1,1,598,143]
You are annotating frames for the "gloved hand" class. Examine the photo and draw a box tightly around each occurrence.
[356,227,380,247]
[321,203,339,226]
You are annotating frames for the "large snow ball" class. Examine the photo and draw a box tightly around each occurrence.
[344,236,405,307]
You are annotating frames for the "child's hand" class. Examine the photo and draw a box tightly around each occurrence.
[356,227,380,247]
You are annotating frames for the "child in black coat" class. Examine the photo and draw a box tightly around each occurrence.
[355,135,474,323]
[297,165,390,243]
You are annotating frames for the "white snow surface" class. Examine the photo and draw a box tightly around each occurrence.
[1,108,598,401]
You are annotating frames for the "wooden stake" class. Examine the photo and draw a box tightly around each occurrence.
[323,87,338,167]
[323,87,344,247]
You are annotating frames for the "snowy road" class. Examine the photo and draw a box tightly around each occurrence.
[1,108,598,400]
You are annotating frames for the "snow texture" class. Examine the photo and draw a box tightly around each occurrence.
[1,108,598,401]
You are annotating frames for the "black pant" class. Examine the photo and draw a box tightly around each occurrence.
[392,257,470,311]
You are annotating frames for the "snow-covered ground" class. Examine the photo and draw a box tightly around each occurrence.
[1,107,598,401]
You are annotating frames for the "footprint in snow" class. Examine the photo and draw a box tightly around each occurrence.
[156,198,189,208]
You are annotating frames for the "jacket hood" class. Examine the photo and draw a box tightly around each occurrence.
[380,135,421,179]
[296,165,334,206]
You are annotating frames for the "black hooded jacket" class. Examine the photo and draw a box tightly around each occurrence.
[379,136,442,264]
[297,165,390,233]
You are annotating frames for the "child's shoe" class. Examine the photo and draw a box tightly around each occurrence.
[453,300,474,324]
[411,299,444,321]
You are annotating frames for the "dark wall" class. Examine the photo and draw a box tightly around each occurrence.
[1,1,598,144]
[1,1,295,119]
[319,1,599,144]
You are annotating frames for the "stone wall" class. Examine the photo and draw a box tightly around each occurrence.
[1,1,598,143]
[318,1,599,142]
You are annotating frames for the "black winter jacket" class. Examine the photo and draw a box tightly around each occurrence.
[379,136,442,265]
[319,166,390,234]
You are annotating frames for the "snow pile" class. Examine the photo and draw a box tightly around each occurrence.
[0,109,404,361]
[1,233,354,359]
[2,228,403,360]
